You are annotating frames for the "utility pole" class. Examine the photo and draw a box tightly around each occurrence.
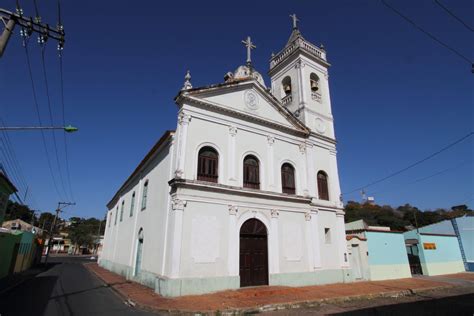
[44,201,75,265]
[0,5,65,57]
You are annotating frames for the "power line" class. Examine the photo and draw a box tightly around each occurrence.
[57,0,74,202]
[343,131,474,195]
[434,0,474,33]
[23,41,64,201]
[39,44,70,201]
[380,0,473,71]
[368,159,473,196]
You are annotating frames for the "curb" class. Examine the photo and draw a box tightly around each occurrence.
[84,264,455,315]
[84,263,134,306]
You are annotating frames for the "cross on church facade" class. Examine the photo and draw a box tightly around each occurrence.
[290,13,299,29]
[242,36,256,66]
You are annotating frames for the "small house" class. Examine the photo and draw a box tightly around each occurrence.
[404,228,465,276]
[346,220,411,281]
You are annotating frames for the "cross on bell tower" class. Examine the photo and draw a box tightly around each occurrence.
[290,13,299,29]
[242,36,256,67]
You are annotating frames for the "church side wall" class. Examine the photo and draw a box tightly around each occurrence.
[100,140,173,288]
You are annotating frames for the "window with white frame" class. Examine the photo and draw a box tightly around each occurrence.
[130,191,135,217]
[324,227,331,244]
[141,181,148,210]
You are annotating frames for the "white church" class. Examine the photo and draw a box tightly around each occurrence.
[100,15,352,297]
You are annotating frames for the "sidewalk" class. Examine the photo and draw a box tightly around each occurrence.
[86,263,453,314]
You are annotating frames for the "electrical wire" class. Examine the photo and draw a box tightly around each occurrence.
[39,45,70,201]
[380,0,473,68]
[23,43,64,201]
[368,159,473,196]
[57,0,75,202]
[343,131,474,195]
[434,0,474,32]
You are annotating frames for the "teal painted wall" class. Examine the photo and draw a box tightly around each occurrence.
[366,231,409,265]
[418,234,463,263]
[0,232,21,279]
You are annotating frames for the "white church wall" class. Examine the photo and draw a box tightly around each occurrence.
[317,210,342,269]
[277,211,310,273]
[100,138,174,286]
[179,200,230,278]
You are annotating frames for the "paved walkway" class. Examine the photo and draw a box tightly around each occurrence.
[86,263,456,314]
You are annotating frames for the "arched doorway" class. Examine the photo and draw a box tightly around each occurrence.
[135,228,144,276]
[239,218,268,287]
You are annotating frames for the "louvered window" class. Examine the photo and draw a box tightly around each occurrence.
[197,147,218,183]
[317,171,329,201]
[281,163,296,194]
[243,155,260,189]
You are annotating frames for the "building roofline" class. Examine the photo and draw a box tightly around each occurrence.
[106,130,175,209]
[346,228,404,234]
[419,232,457,237]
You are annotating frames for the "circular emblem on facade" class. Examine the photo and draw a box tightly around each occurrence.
[244,90,259,110]
[315,118,326,134]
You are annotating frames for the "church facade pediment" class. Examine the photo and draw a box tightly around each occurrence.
[176,79,309,135]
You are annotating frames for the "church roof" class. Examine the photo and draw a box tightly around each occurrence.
[107,130,175,208]
[286,27,305,47]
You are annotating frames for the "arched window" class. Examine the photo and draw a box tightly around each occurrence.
[282,76,292,96]
[197,146,218,183]
[120,200,124,221]
[243,155,260,189]
[310,73,319,92]
[281,163,296,194]
[130,191,135,217]
[141,180,148,210]
[317,171,329,201]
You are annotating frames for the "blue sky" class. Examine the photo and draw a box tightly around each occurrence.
[0,0,472,219]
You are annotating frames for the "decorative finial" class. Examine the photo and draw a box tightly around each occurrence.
[182,70,192,90]
[290,13,299,29]
[241,36,256,67]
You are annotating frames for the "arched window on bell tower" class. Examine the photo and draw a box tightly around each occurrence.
[310,73,321,102]
[310,73,319,92]
[281,76,292,105]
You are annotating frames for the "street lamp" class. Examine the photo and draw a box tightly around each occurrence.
[0,125,79,133]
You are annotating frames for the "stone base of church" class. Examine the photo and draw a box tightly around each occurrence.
[269,268,354,287]
[98,259,158,290]
[155,275,240,297]
[99,259,354,298]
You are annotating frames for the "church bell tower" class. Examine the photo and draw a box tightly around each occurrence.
[269,15,335,139]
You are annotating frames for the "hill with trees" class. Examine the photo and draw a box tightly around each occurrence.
[344,201,473,231]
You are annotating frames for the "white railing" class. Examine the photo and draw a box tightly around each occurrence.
[270,38,326,69]
[281,94,293,106]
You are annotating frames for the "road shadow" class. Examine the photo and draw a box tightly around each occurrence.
[332,293,474,316]
[0,275,58,316]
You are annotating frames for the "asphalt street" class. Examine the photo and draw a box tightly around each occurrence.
[334,293,474,316]
[0,256,157,316]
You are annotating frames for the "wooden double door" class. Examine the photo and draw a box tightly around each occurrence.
[239,219,269,287]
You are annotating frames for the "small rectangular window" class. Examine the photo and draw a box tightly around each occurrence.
[325,228,331,244]
[120,201,124,222]
[108,212,112,227]
[114,207,118,225]
[141,181,148,210]
[130,192,135,217]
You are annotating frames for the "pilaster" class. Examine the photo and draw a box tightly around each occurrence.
[270,209,280,273]
[169,197,187,277]
[227,205,239,275]
[175,113,191,179]
[228,126,238,185]
[267,135,275,190]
